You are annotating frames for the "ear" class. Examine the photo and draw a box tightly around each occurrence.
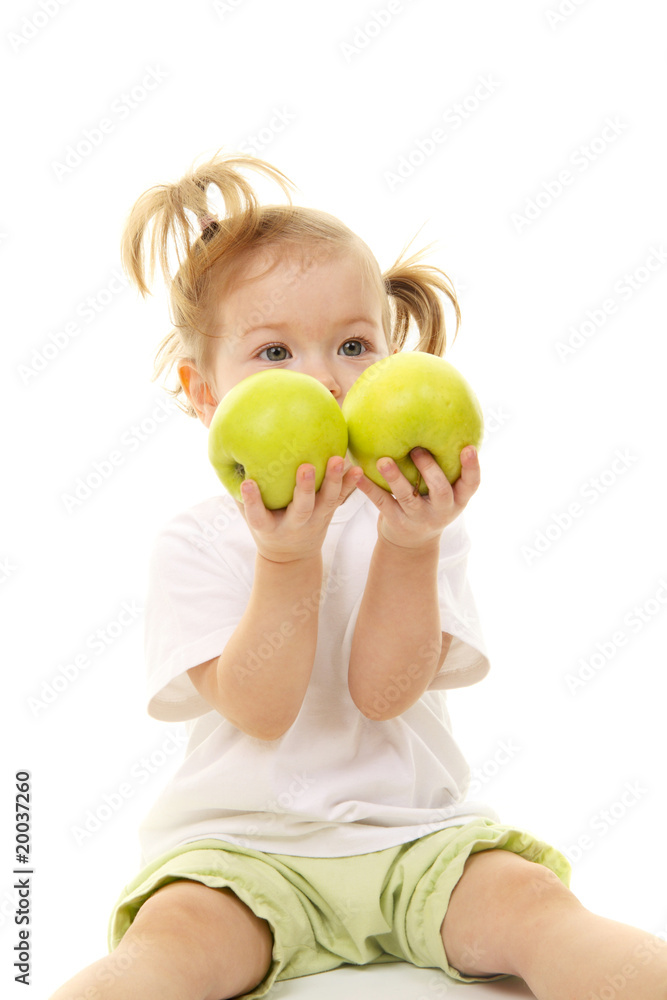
[178,363,219,428]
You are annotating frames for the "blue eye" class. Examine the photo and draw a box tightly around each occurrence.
[339,339,368,357]
[259,344,291,362]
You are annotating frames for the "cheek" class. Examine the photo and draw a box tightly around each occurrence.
[338,363,368,401]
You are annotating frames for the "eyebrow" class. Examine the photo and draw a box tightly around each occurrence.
[241,317,377,337]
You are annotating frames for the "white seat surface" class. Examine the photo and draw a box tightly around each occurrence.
[270,962,535,998]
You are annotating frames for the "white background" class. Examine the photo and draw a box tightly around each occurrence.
[2,1,666,997]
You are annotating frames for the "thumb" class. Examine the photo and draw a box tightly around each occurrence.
[338,466,364,504]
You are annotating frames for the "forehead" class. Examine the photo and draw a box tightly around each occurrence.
[224,248,380,317]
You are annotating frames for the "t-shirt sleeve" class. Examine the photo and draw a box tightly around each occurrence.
[143,506,253,722]
[428,514,490,690]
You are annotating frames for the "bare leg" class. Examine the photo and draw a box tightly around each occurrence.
[50,879,274,1000]
[441,850,667,1000]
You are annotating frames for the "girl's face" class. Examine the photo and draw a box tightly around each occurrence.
[185,251,391,428]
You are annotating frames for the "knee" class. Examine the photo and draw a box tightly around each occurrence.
[505,855,572,909]
[130,879,274,984]
[470,849,576,918]
[441,850,579,978]
[130,880,230,953]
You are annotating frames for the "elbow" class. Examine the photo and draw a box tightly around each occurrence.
[232,712,296,742]
[361,705,399,722]
[349,644,443,722]
[253,728,289,742]
[357,700,405,722]
[350,686,398,722]
[258,723,292,741]
[234,724,289,742]
[349,670,428,721]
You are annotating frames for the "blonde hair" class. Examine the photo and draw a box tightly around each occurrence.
[120,149,461,418]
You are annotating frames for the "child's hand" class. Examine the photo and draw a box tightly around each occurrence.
[235,456,363,563]
[354,446,480,550]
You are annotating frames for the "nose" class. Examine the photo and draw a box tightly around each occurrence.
[302,364,341,399]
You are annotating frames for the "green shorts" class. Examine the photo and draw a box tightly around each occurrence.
[109,819,571,999]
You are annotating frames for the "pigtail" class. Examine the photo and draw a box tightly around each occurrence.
[120,150,296,299]
[120,150,298,417]
[383,236,461,357]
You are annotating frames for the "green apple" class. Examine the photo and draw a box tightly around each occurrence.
[208,369,348,510]
[342,351,483,492]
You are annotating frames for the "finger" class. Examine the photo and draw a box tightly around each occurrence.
[354,468,398,506]
[376,457,423,508]
[410,447,453,504]
[339,464,364,502]
[287,463,317,520]
[312,455,350,512]
[239,478,272,531]
[315,455,346,503]
[451,446,481,507]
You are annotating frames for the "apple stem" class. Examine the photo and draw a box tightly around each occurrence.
[412,472,423,497]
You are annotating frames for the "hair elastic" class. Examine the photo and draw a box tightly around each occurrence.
[197,214,218,231]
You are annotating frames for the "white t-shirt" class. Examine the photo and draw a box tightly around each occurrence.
[138,487,499,864]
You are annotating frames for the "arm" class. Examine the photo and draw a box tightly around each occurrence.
[348,535,452,719]
[349,446,479,720]
[189,552,323,741]
[188,457,361,741]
